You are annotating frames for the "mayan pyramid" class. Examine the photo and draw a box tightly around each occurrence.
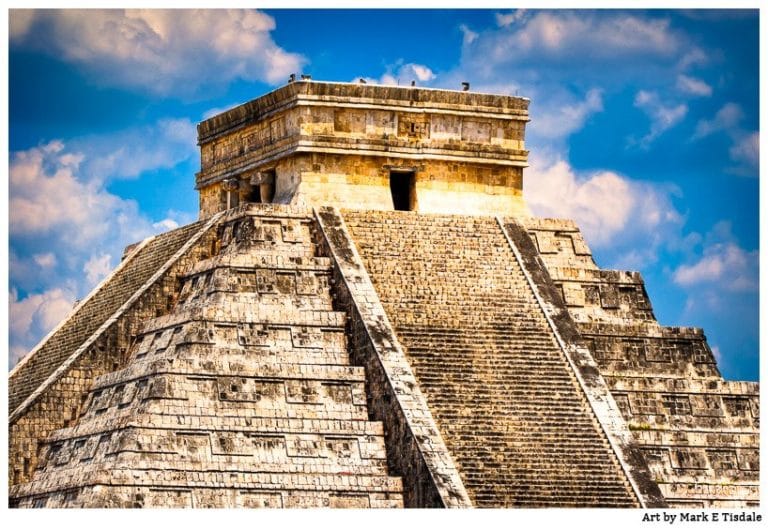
[9,81,759,508]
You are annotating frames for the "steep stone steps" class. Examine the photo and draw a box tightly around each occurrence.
[344,209,639,507]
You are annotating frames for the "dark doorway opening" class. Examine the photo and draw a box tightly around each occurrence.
[246,184,261,203]
[389,171,415,211]
[247,169,276,203]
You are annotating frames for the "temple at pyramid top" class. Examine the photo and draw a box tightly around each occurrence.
[196,80,530,218]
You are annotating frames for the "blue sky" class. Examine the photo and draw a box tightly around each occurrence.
[6,8,760,381]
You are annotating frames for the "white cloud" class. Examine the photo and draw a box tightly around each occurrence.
[10,9,36,39]
[632,90,688,147]
[459,24,478,45]
[10,9,304,96]
[33,253,57,269]
[473,11,681,63]
[359,62,437,87]
[676,74,712,96]
[380,63,436,86]
[674,242,758,292]
[525,154,682,251]
[9,125,196,367]
[84,254,113,285]
[75,118,197,181]
[693,102,743,139]
[10,142,125,239]
[531,88,603,140]
[677,47,709,70]
[153,218,180,232]
[9,287,76,367]
[495,10,528,28]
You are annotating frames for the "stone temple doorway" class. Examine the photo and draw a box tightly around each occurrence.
[248,170,276,203]
[389,170,415,211]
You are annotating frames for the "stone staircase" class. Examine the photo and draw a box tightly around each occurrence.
[343,210,639,507]
[10,205,403,508]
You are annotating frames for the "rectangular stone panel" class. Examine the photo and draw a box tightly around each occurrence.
[285,380,322,404]
[238,491,283,508]
[707,450,739,471]
[211,431,254,456]
[723,397,752,418]
[175,432,211,458]
[690,395,725,417]
[280,220,303,243]
[290,326,324,349]
[217,377,283,403]
[334,109,366,134]
[329,494,371,508]
[671,449,709,470]
[237,323,272,347]
[325,437,361,460]
[431,115,462,140]
[461,119,490,143]
[662,394,692,416]
[599,284,620,309]
[251,435,287,463]
[145,488,193,508]
[285,434,324,458]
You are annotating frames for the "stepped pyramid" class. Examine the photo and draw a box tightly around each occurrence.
[9,81,758,508]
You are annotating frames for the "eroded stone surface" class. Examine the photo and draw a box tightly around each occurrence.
[195,81,530,218]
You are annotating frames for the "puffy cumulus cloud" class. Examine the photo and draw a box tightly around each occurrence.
[673,226,758,292]
[10,9,304,96]
[459,24,478,45]
[9,121,195,368]
[9,287,76,368]
[9,141,150,243]
[153,218,180,232]
[464,11,682,70]
[676,74,712,97]
[669,222,758,380]
[495,10,529,28]
[524,154,683,256]
[33,253,57,269]
[9,9,36,39]
[677,47,709,70]
[84,254,114,285]
[632,90,687,148]
[441,11,702,148]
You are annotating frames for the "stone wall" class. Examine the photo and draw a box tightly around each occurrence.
[195,81,529,218]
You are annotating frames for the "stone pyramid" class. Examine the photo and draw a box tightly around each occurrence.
[9,81,758,508]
